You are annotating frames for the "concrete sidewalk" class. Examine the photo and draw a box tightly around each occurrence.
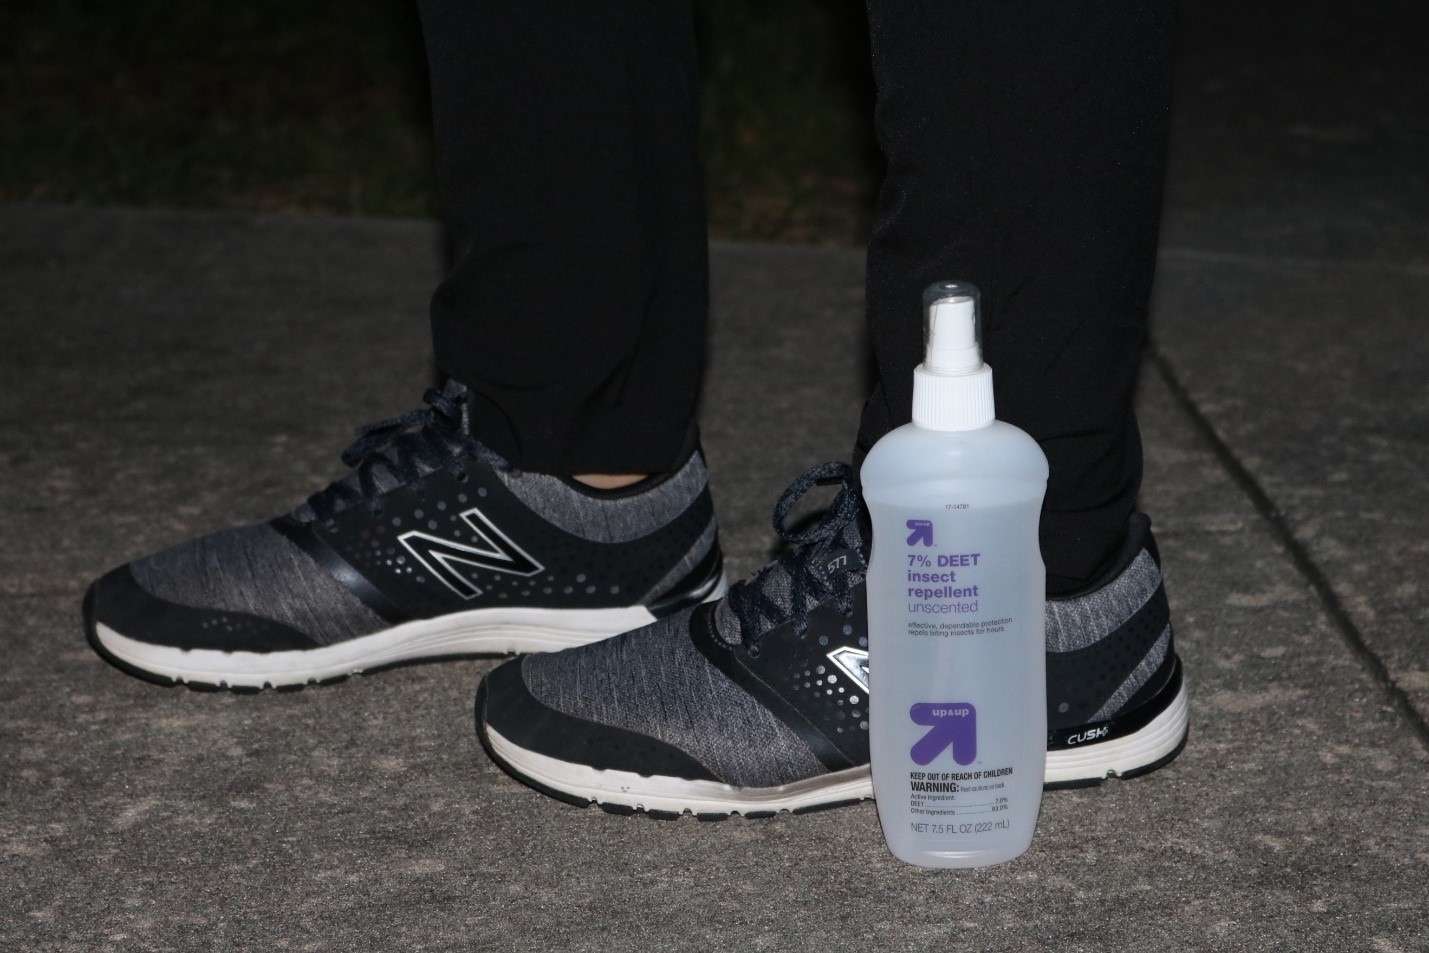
[3,0,1428,949]
[3,203,1426,952]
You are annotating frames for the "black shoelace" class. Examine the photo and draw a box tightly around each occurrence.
[726,461,864,652]
[303,386,505,522]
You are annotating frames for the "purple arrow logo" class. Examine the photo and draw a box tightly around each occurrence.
[909,703,977,765]
[906,519,934,547]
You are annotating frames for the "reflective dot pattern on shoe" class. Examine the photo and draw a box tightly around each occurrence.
[710,589,874,766]
[314,468,714,620]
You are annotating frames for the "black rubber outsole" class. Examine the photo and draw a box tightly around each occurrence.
[1043,731,1191,791]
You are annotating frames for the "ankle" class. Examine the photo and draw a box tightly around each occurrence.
[572,473,649,491]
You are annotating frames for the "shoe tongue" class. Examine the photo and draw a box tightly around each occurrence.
[837,508,869,556]
[713,512,868,647]
[293,461,412,524]
[439,378,474,435]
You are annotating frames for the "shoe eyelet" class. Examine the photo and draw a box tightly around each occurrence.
[747,644,761,659]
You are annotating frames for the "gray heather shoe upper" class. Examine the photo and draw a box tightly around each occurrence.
[97,381,722,660]
[521,610,826,787]
[495,492,1178,789]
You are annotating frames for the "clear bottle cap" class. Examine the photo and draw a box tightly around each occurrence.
[922,280,982,365]
[913,280,994,431]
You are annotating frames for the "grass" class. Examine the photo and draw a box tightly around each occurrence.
[0,0,880,244]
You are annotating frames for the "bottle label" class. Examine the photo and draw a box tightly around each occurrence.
[903,766,1017,836]
[903,701,1016,833]
[901,519,1010,635]
[867,498,1044,848]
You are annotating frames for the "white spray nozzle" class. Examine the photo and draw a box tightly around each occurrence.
[913,281,994,430]
[924,295,982,376]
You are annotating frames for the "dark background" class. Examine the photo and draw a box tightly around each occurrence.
[0,0,879,244]
[2,2,1428,948]
[4,0,1426,249]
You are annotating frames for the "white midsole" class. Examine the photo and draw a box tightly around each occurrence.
[96,604,664,688]
[1044,679,1190,784]
[487,679,1189,814]
[486,724,875,815]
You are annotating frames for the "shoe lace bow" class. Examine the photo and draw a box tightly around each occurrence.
[304,386,504,522]
[727,461,864,650]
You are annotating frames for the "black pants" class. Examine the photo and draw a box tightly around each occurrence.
[417,0,1176,593]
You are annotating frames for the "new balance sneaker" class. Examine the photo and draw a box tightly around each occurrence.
[83,382,725,690]
[475,461,1189,817]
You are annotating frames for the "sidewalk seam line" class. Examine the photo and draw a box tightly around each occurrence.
[1147,343,1429,755]
[1157,247,1429,278]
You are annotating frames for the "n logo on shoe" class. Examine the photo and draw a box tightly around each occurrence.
[827,646,869,692]
[398,507,543,599]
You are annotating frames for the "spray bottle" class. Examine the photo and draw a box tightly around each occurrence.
[862,281,1049,868]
